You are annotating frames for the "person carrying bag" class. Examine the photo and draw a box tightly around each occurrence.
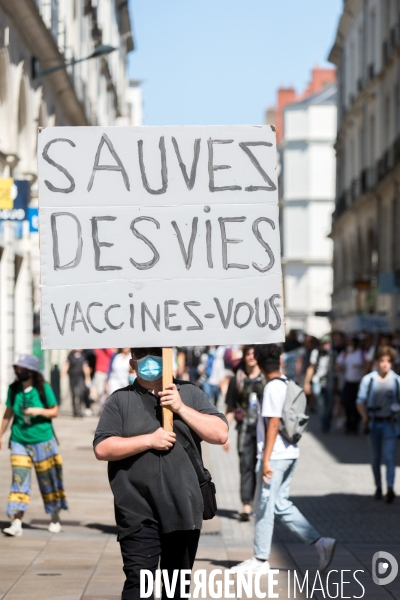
[0,354,68,536]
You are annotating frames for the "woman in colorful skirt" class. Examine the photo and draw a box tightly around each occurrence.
[0,354,68,536]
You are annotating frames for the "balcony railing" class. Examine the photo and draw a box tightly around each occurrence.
[334,136,400,223]
[360,165,377,193]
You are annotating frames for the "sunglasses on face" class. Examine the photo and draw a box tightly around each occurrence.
[131,348,163,360]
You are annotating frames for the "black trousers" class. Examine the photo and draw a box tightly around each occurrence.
[120,525,200,600]
[69,377,90,417]
[237,424,257,504]
[341,381,361,433]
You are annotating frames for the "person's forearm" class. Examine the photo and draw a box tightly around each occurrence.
[83,363,92,383]
[94,434,152,461]
[356,402,368,421]
[178,405,228,444]
[60,364,69,378]
[304,365,315,387]
[0,408,13,437]
[0,417,11,437]
[263,418,280,463]
[225,410,234,426]
[42,407,58,419]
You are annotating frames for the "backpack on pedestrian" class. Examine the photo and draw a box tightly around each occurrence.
[271,378,309,443]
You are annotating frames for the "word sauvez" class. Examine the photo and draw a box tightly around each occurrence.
[42,134,277,194]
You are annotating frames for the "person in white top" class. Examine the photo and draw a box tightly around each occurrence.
[336,337,365,434]
[107,348,132,396]
[231,344,336,575]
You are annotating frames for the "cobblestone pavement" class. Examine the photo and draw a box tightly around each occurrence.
[1,402,400,599]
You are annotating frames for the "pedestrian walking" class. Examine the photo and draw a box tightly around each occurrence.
[93,347,228,600]
[331,331,346,430]
[356,346,400,503]
[0,355,68,536]
[223,345,265,521]
[304,338,333,432]
[199,346,226,404]
[336,338,365,433]
[106,348,132,396]
[92,348,115,401]
[282,331,301,383]
[231,344,335,575]
[179,346,207,383]
[298,335,318,411]
[61,349,92,417]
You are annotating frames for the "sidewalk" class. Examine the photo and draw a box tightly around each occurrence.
[0,405,400,599]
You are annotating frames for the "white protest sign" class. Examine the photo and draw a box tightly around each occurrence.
[37,126,284,349]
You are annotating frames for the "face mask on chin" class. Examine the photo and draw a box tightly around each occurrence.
[136,355,163,382]
[16,370,31,382]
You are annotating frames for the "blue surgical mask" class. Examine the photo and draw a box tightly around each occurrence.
[136,355,163,381]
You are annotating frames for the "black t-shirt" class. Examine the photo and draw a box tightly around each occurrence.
[181,346,207,368]
[67,351,87,381]
[93,379,227,540]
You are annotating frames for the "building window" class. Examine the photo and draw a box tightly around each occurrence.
[370,10,376,71]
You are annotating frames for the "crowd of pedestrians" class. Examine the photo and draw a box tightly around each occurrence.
[60,348,136,417]
[1,333,400,590]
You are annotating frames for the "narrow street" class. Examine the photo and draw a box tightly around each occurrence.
[1,404,400,600]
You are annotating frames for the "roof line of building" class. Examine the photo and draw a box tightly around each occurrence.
[328,0,358,65]
[283,83,337,109]
[115,0,134,52]
[0,0,88,125]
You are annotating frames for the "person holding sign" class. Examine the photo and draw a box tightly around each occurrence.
[93,347,228,600]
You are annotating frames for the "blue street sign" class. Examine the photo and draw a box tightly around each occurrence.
[28,207,39,232]
[0,179,30,221]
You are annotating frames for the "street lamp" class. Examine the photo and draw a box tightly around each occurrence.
[34,44,117,79]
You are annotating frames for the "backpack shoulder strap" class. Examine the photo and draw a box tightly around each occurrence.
[268,377,288,384]
[366,375,374,408]
[38,385,48,408]
[9,381,21,408]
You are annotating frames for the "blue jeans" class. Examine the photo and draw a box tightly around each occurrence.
[313,382,333,431]
[201,381,220,405]
[253,459,320,560]
[370,420,398,489]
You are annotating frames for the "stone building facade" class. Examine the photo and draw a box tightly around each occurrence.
[0,0,140,400]
[329,0,400,333]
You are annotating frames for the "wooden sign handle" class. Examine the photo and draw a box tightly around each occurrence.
[162,347,174,431]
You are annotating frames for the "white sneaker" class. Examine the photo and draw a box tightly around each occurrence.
[48,521,61,533]
[230,557,270,574]
[84,408,93,417]
[315,537,336,572]
[3,518,23,537]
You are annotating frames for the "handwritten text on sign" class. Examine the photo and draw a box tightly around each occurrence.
[38,126,284,349]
